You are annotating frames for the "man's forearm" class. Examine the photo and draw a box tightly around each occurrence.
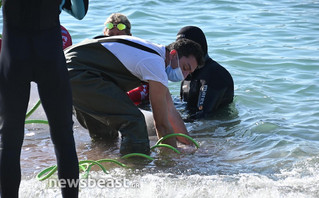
[149,80,177,147]
[166,94,192,145]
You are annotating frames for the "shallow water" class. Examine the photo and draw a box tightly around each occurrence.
[1,0,319,197]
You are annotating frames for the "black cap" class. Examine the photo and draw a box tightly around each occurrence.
[176,26,208,56]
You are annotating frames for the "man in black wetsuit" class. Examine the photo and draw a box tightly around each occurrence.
[0,0,88,197]
[178,26,234,119]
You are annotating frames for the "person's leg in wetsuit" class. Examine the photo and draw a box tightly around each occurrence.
[0,26,32,197]
[0,9,79,198]
[34,26,79,198]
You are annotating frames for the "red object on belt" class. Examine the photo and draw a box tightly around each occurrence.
[0,26,72,53]
[60,25,72,49]
[127,84,149,105]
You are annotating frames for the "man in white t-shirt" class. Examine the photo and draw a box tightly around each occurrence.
[65,35,204,155]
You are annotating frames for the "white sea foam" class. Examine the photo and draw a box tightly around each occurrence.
[20,159,319,198]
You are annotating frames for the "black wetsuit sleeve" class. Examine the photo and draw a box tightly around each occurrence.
[181,58,234,119]
[62,0,89,20]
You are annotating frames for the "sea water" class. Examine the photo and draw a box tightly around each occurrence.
[1,0,319,197]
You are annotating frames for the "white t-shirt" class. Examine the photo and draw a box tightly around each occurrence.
[101,35,168,88]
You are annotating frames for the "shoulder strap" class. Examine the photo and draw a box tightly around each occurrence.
[97,37,161,57]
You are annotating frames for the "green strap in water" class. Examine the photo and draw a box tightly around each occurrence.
[151,143,181,154]
[36,134,199,181]
[36,165,57,181]
[25,99,48,124]
[36,159,126,181]
[156,133,200,148]
[25,100,41,119]
[121,153,154,161]
[25,120,49,124]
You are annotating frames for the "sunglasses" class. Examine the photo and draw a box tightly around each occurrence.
[105,23,126,31]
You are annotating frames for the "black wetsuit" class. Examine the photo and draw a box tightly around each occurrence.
[176,26,234,120]
[181,55,234,119]
[0,0,88,197]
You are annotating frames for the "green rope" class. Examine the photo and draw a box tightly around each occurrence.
[25,120,49,124]
[25,99,49,125]
[156,133,200,148]
[36,159,125,181]
[121,153,154,161]
[96,159,127,167]
[36,165,57,181]
[78,160,109,179]
[151,144,181,154]
[82,159,127,179]
[25,100,42,119]
[79,164,88,172]
[36,134,199,181]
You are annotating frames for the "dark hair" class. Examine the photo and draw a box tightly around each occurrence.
[166,38,204,67]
